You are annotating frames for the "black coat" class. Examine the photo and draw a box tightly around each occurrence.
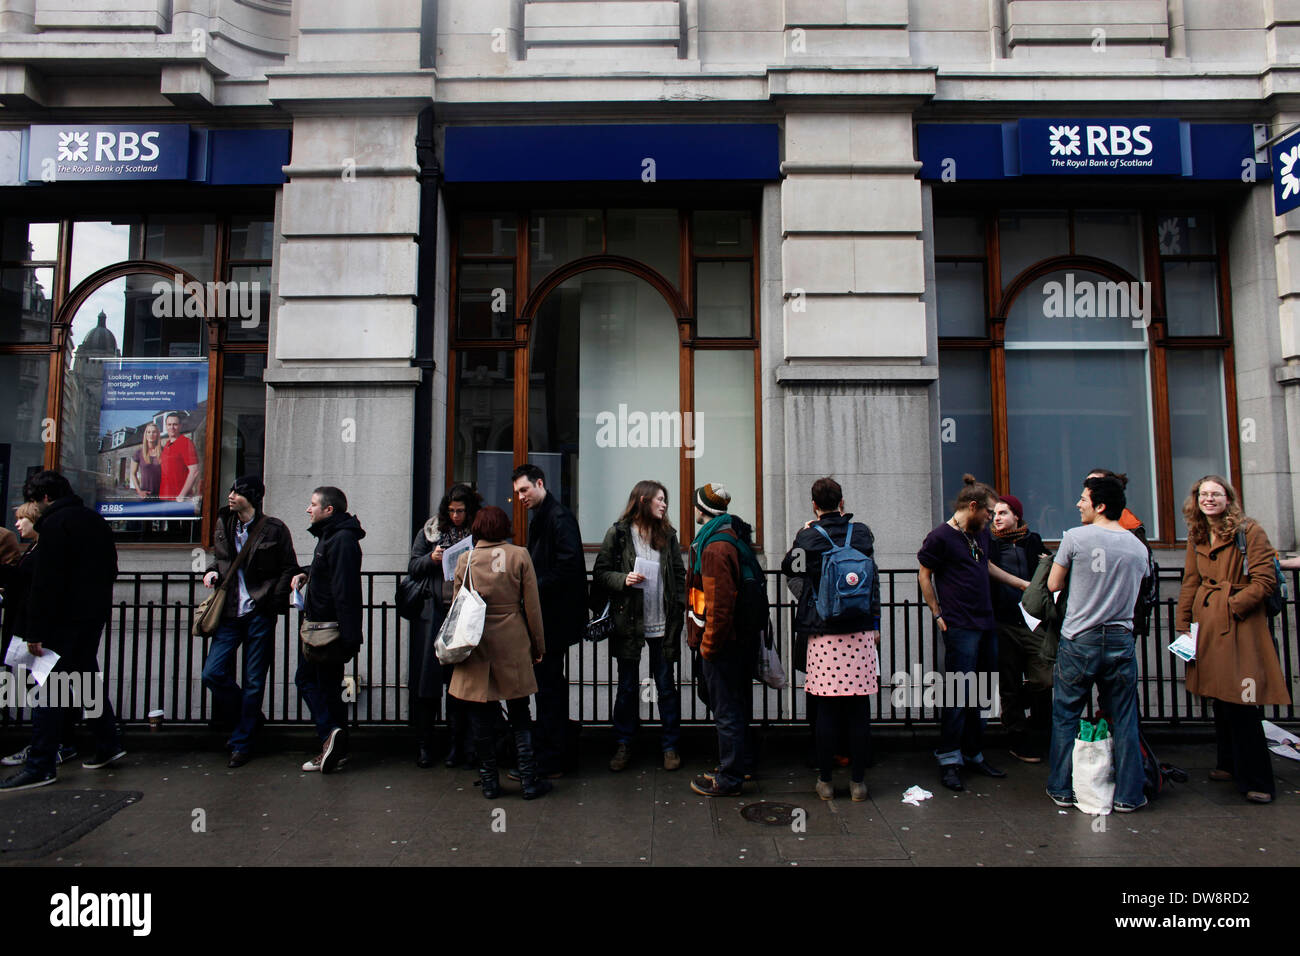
[26,495,117,658]
[526,493,587,652]
[780,512,881,636]
[989,528,1046,624]
[0,542,38,644]
[300,512,366,652]
[406,524,456,698]
[207,508,298,619]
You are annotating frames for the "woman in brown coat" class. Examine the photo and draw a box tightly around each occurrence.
[448,505,550,800]
[1175,475,1288,804]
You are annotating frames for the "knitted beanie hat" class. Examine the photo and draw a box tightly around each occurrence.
[694,483,731,517]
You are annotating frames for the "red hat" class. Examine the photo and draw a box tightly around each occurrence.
[999,494,1024,521]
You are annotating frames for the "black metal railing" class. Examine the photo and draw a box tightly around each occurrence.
[2,567,1298,730]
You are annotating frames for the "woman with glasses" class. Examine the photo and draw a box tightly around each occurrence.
[1175,475,1288,804]
[407,483,481,768]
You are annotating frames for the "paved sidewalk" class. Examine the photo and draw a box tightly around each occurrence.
[2,732,1298,866]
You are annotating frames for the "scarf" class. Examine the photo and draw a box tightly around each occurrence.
[691,513,734,575]
[991,522,1029,544]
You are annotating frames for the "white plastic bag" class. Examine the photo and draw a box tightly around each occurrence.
[1072,736,1115,815]
[435,553,486,664]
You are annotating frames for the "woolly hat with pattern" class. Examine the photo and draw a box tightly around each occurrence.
[694,483,731,516]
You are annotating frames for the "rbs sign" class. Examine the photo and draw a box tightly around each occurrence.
[1019,118,1182,176]
[27,124,189,182]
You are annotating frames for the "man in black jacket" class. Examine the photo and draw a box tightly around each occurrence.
[1,471,124,791]
[989,495,1052,763]
[201,476,297,767]
[291,486,365,774]
[512,464,585,776]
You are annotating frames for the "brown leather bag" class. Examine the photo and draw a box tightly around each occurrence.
[193,517,267,637]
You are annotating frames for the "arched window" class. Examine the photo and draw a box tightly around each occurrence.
[448,208,760,545]
[936,207,1236,542]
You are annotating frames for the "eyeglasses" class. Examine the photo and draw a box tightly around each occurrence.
[1198,493,1227,500]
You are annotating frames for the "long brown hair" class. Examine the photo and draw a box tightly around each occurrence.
[1182,474,1245,545]
[138,421,162,465]
[618,480,675,550]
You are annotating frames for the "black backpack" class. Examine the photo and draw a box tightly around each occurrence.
[1138,727,1188,799]
[1236,524,1288,618]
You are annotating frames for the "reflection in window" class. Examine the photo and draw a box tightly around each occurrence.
[1167,349,1229,533]
[693,350,756,525]
[69,219,139,291]
[938,350,994,503]
[220,353,267,493]
[452,349,516,512]
[0,353,50,521]
[999,210,1068,288]
[608,209,679,287]
[529,210,601,290]
[0,267,54,343]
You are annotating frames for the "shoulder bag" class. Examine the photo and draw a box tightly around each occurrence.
[194,517,268,638]
[435,550,487,664]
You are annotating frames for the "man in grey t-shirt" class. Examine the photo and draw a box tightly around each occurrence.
[1043,475,1150,813]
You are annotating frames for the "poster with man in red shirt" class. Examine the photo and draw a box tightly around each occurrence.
[159,411,200,502]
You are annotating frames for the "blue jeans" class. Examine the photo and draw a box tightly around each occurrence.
[613,640,680,751]
[1047,625,1145,808]
[294,645,348,752]
[935,627,997,767]
[701,643,756,789]
[202,612,275,753]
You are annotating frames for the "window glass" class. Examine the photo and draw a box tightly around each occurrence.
[224,265,272,342]
[608,209,679,287]
[230,216,274,260]
[458,262,514,339]
[1,220,58,262]
[1004,269,1147,344]
[0,353,50,523]
[934,214,984,257]
[937,350,994,505]
[998,210,1068,288]
[1073,210,1142,278]
[529,210,601,291]
[1157,211,1214,255]
[1163,261,1220,336]
[936,261,986,337]
[696,261,751,338]
[69,219,139,291]
[693,349,756,528]
[528,269,679,542]
[59,274,206,541]
[145,215,217,282]
[1167,349,1229,537]
[0,267,54,343]
[219,353,267,495]
[460,214,517,257]
[693,211,752,256]
[1005,350,1156,539]
[452,349,516,509]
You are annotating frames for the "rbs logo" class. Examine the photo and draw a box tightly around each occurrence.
[1082,124,1153,156]
[90,130,161,162]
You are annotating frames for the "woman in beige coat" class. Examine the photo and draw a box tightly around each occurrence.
[1175,475,1288,804]
[448,505,550,800]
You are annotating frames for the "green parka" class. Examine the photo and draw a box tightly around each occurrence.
[591,519,686,662]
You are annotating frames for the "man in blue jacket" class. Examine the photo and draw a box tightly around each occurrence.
[291,486,365,775]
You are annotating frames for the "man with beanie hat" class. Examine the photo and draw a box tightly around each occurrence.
[989,495,1051,762]
[686,482,758,797]
[201,475,298,766]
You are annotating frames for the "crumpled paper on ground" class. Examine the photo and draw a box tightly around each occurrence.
[901,785,933,806]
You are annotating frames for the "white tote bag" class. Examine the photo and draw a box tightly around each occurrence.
[1072,736,1116,815]
[435,551,487,665]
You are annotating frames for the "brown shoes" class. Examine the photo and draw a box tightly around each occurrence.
[609,742,631,772]
[662,749,681,771]
[850,780,869,802]
[1246,791,1274,804]
[1208,769,1233,781]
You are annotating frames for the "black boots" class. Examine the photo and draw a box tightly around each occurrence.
[474,728,502,799]
[444,700,474,768]
[514,729,552,800]
[414,697,437,769]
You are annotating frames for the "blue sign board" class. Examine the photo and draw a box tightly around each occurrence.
[1018,118,1181,175]
[1273,128,1300,216]
[445,124,781,182]
[27,124,190,182]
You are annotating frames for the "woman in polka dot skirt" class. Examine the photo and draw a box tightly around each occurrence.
[781,477,881,802]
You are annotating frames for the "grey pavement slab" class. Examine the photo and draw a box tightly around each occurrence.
[1,732,1297,867]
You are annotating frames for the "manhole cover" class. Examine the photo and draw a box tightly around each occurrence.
[740,802,803,826]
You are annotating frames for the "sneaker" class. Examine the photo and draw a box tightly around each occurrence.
[302,754,323,772]
[850,780,869,802]
[1046,789,1076,808]
[1114,799,1148,813]
[816,779,834,800]
[690,773,742,797]
[319,728,342,774]
[1,746,29,767]
[609,742,631,772]
[82,748,126,770]
[662,749,681,772]
[56,746,77,765]
[0,768,56,791]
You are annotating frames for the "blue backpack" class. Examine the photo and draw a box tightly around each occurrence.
[812,523,876,625]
